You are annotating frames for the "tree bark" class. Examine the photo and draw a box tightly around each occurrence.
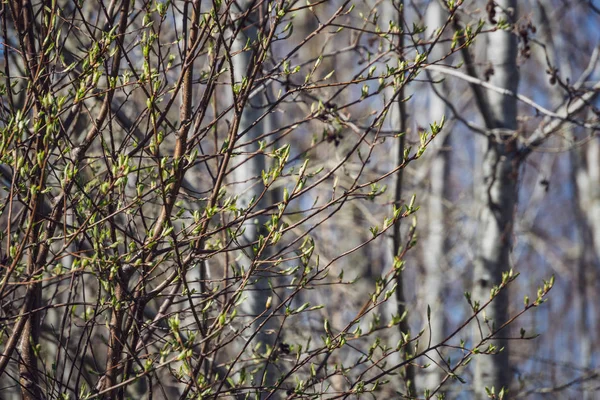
[231,0,277,394]
[420,1,449,393]
[384,0,416,396]
[572,135,599,385]
[472,1,519,397]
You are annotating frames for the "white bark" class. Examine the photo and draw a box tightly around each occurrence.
[231,0,277,392]
[577,139,600,258]
[420,1,449,393]
[472,0,519,396]
[573,137,600,376]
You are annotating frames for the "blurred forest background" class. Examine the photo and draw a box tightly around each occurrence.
[1,0,599,398]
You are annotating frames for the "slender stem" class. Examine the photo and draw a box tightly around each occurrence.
[391,0,416,396]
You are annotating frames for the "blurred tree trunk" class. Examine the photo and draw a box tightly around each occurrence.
[572,135,599,379]
[231,0,277,393]
[574,138,600,283]
[537,4,596,393]
[420,1,449,393]
[471,0,519,396]
[383,0,415,396]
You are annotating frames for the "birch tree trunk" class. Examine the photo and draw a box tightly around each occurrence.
[472,1,519,396]
[230,0,277,392]
[575,138,600,267]
[421,1,449,393]
[573,136,600,380]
